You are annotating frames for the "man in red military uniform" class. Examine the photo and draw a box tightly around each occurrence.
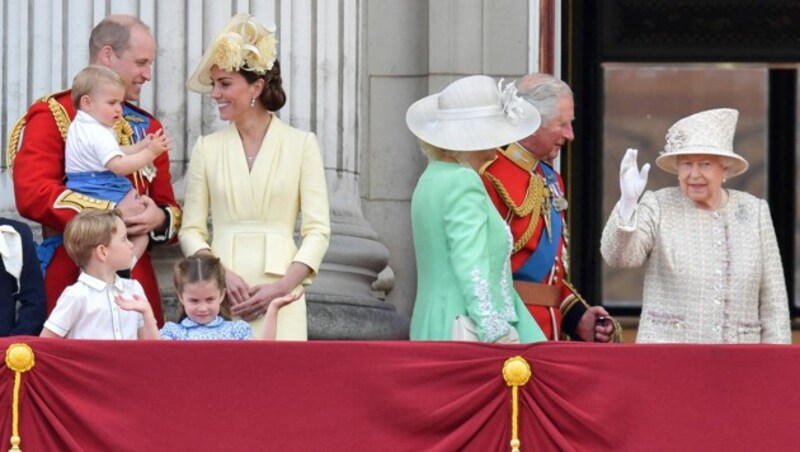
[9,15,181,326]
[482,73,619,342]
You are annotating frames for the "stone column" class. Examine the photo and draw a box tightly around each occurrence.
[296,0,409,339]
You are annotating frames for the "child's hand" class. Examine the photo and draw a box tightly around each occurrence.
[146,129,172,156]
[268,288,303,310]
[114,294,152,314]
[258,288,304,341]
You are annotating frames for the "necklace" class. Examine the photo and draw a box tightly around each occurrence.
[245,153,257,171]
[240,115,271,167]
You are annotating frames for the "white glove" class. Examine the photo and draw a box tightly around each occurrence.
[618,148,650,224]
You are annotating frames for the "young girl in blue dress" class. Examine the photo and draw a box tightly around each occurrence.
[160,254,300,340]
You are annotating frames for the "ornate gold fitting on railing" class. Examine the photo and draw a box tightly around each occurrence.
[5,343,35,452]
[503,355,532,452]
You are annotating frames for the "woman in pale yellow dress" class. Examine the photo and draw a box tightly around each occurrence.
[180,15,330,340]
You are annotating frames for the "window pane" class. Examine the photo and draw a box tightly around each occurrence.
[601,64,768,308]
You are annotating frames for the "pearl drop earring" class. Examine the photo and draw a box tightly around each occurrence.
[250,97,256,108]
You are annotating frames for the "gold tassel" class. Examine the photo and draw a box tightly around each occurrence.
[5,344,35,452]
[503,356,532,452]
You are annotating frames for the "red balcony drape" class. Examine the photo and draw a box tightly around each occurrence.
[2,338,799,451]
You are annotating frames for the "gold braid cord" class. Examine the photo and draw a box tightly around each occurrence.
[512,213,539,255]
[503,356,532,452]
[46,98,71,141]
[5,343,35,451]
[560,281,589,314]
[484,172,550,253]
[113,120,134,146]
[610,318,624,343]
[483,171,545,218]
[561,281,624,342]
[114,119,142,190]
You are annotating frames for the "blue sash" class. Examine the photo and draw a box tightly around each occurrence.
[512,163,562,283]
[36,235,64,276]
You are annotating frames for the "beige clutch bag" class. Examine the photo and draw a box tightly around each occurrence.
[451,315,520,344]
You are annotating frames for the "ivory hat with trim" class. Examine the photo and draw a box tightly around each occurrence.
[186,14,277,94]
[405,75,541,152]
[655,108,749,177]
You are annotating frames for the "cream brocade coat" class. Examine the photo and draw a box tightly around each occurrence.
[601,187,790,344]
[179,117,331,340]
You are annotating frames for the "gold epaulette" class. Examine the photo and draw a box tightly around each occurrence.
[500,142,539,173]
[5,91,72,175]
[54,190,115,213]
[45,94,72,141]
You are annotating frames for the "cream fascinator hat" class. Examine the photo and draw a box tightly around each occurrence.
[406,75,541,151]
[655,108,749,177]
[186,14,278,94]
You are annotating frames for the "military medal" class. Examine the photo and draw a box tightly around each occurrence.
[128,121,158,183]
[553,196,568,212]
[549,183,568,211]
[139,162,157,183]
[541,196,552,241]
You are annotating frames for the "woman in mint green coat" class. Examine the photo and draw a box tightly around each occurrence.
[406,75,546,343]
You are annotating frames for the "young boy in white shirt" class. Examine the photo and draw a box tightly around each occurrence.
[40,209,159,339]
[65,65,170,265]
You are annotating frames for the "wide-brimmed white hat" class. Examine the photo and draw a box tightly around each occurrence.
[186,14,277,94]
[405,75,541,152]
[655,108,749,177]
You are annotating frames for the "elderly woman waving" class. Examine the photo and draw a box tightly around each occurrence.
[406,75,546,343]
[601,108,790,343]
